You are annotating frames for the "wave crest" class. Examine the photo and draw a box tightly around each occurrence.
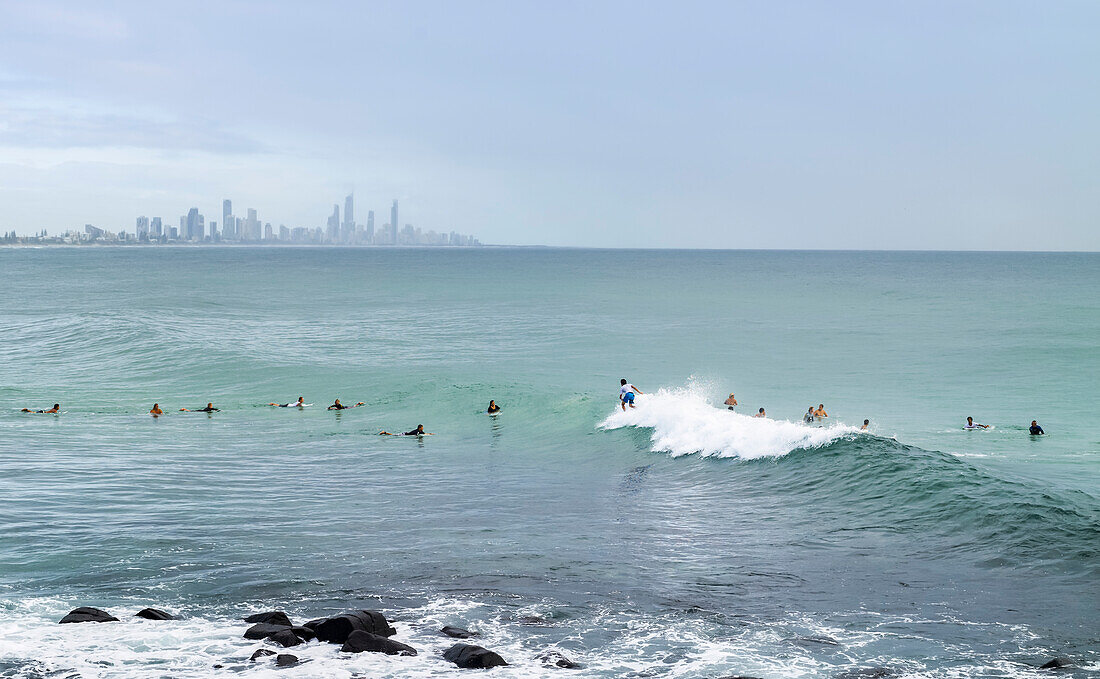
[599,386,862,459]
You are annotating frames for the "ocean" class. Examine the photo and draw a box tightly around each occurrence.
[0,247,1096,678]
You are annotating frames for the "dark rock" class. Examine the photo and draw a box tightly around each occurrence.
[311,610,396,644]
[302,617,325,630]
[59,607,119,624]
[444,643,508,669]
[442,625,479,639]
[290,625,316,641]
[1040,658,1073,670]
[275,654,299,667]
[244,622,292,640]
[538,650,582,669]
[213,664,224,669]
[340,630,417,656]
[135,608,178,620]
[244,611,292,627]
[518,615,552,626]
[250,648,277,661]
[268,629,302,648]
[835,668,894,679]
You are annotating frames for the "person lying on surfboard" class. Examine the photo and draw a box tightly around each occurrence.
[379,424,433,436]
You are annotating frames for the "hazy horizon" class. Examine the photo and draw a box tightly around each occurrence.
[2,1,1098,250]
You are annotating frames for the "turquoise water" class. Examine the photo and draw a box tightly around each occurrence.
[0,247,1097,677]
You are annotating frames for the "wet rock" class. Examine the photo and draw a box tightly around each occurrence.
[835,668,894,679]
[341,629,418,656]
[244,622,292,640]
[1040,658,1073,669]
[244,611,292,627]
[444,643,508,669]
[268,629,303,648]
[308,610,395,644]
[213,664,224,669]
[275,654,299,667]
[442,625,479,638]
[290,625,316,641]
[135,608,178,620]
[59,607,119,624]
[538,650,582,669]
[518,615,552,626]
[250,648,277,661]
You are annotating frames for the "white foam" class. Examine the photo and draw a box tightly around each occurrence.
[599,386,861,460]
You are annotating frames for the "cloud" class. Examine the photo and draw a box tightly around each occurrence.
[0,105,265,154]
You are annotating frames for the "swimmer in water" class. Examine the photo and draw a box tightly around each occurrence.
[814,404,828,419]
[1029,420,1045,435]
[861,419,869,430]
[379,424,433,436]
[487,400,500,414]
[724,393,738,410]
[327,399,364,410]
[180,402,220,412]
[149,403,163,417]
[269,397,306,407]
[965,416,990,429]
[619,379,643,411]
[21,403,60,414]
[803,406,815,424]
[753,407,766,418]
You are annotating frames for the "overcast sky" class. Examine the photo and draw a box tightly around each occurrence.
[1,0,1097,249]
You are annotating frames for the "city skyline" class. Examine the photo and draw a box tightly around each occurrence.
[1,194,482,247]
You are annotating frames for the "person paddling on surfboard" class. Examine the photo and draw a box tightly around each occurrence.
[379,424,433,436]
[965,416,990,429]
[180,402,219,412]
[327,398,364,410]
[620,379,643,411]
[21,403,60,414]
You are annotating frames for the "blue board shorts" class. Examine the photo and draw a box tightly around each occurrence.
[622,392,635,404]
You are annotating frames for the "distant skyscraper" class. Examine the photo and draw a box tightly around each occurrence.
[244,208,259,241]
[343,193,354,243]
[222,199,233,239]
[151,217,162,237]
[264,223,273,240]
[389,200,399,245]
[366,210,375,243]
[185,208,202,241]
[326,204,340,243]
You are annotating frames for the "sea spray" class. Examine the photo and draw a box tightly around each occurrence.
[599,385,862,459]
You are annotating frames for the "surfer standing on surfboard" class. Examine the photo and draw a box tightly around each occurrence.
[619,379,643,411]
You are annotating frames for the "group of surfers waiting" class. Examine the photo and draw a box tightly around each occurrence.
[20,398,507,437]
[619,380,1046,435]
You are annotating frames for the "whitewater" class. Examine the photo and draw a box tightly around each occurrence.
[600,386,864,460]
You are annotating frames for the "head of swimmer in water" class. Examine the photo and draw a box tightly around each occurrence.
[864,419,869,425]
[207,403,213,409]
[1031,420,1038,426]
[758,408,764,414]
[620,379,627,386]
[53,404,60,409]
[415,424,424,433]
[297,397,304,404]
[967,416,973,424]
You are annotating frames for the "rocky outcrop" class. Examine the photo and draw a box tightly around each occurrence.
[1040,658,1073,669]
[444,643,508,668]
[275,654,299,667]
[244,611,292,627]
[135,608,178,620]
[340,629,417,656]
[442,625,479,638]
[58,607,119,624]
[305,610,395,644]
[268,629,302,648]
[244,622,293,640]
[250,648,276,661]
[538,650,581,668]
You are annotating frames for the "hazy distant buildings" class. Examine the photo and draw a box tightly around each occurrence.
[7,191,483,247]
[222,199,234,239]
[389,200,399,245]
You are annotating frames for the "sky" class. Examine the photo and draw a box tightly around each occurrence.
[0,0,1097,250]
